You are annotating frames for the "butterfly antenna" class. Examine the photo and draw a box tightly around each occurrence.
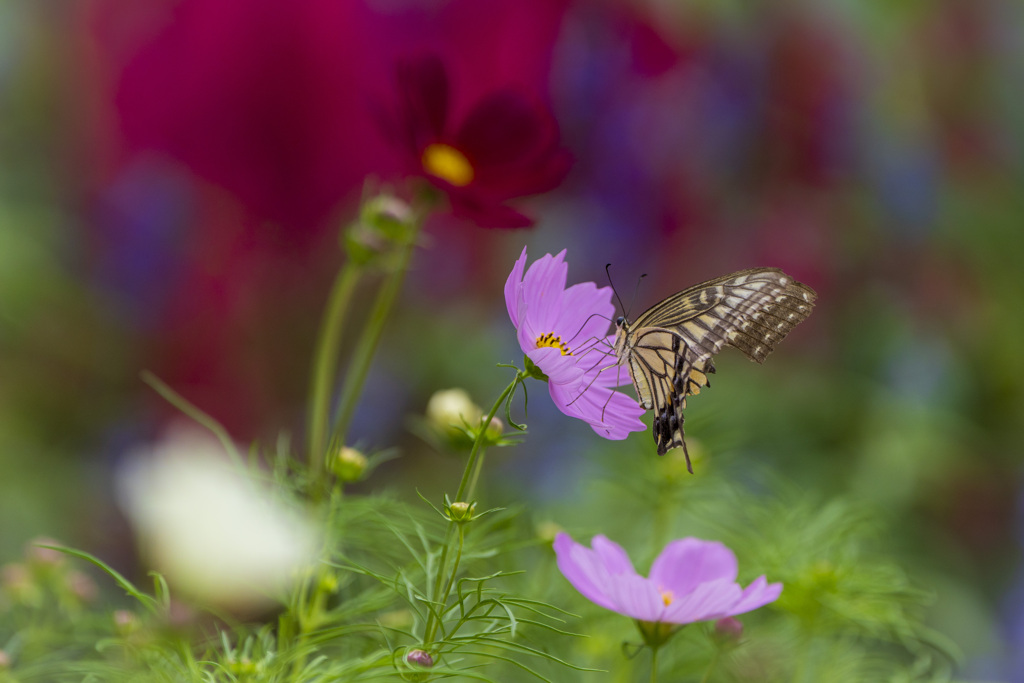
[626,273,647,319]
[606,264,627,315]
[564,312,614,346]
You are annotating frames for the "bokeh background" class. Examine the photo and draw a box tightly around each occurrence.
[1,0,1022,678]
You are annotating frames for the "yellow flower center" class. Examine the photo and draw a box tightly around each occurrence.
[536,332,572,356]
[421,143,474,187]
[660,589,674,607]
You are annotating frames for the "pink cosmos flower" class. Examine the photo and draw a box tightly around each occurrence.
[554,533,782,626]
[504,247,645,439]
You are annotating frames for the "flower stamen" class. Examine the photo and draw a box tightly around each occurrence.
[536,332,573,356]
[421,143,474,187]
[660,588,674,607]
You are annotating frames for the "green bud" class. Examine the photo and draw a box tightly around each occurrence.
[535,520,562,545]
[447,501,476,523]
[113,609,138,636]
[343,194,414,265]
[427,389,482,433]
[318,571,340,594]
[332,446,368,482]
[484,416,504,440]
[227,656,259,677]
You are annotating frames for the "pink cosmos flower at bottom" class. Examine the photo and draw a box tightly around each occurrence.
[554,533,781,634]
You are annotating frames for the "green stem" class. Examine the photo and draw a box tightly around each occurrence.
[456,374,521,502]
[650,645,659,683]
[699,648,720,683]
[289,486,344,678]
[329,220,421,455]
[307,264,362,483]
[422,370,524,646]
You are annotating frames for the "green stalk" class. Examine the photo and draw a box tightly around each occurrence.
[307,264,362,483]
[699,648,720,683]
[422,371,524,646]
[328,220,421,454]
[457,374,521,503]
[289,486,344,678]
[650,645,660,683]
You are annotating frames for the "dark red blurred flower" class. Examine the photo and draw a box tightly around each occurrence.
[107,0,395,237]
[388,54,572,229]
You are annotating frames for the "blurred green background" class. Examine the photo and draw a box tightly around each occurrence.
[0,0,1022,679]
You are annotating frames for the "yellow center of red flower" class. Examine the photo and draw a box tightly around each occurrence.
[421,143,474,187]
[660,589,674,607]
[536,332,572,356]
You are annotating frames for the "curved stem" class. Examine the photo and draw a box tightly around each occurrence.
[307,265,362,483]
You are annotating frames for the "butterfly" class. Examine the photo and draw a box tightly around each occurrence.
[611,267,816,472]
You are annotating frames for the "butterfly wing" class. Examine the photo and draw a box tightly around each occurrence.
[631,268,816,364]
[626,329,699,467]
[622,268,816,468]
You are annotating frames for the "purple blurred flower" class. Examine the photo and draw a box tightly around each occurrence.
[388,55,572,228]
[554,533,781,626]
[504,247,645,439]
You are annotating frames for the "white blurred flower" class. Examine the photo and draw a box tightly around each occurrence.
[116,426,319,610]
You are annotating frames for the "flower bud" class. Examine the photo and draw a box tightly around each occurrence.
[713,616,743,642]
[447,501,476,523]
[485,416,504,440]
[426,388,482,441]
[344,194,415,265]
[113,609,139,635]
[66,570,99,603]
[318,571,340,594]
[1,562,40,605]
[332,446,368,482]
[405,649,433,668]
[227,656,259,676]
[535,521,562,545]
[0,649,10,669]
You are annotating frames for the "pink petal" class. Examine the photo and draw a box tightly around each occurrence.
[528,347,584,385]
[549,381,646,440]
[603,570,665,622]
[726,576,783,616]
[591,535,638,576]
[504,246,529,328]
[649,539,739,599]
[553,533,619,612]
[552,282,615,352]
[660,578,743,625]
[520,250,568,334]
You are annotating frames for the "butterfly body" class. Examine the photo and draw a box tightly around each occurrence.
[613,268,816,471]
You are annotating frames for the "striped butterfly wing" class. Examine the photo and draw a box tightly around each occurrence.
[618,268,817,470]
